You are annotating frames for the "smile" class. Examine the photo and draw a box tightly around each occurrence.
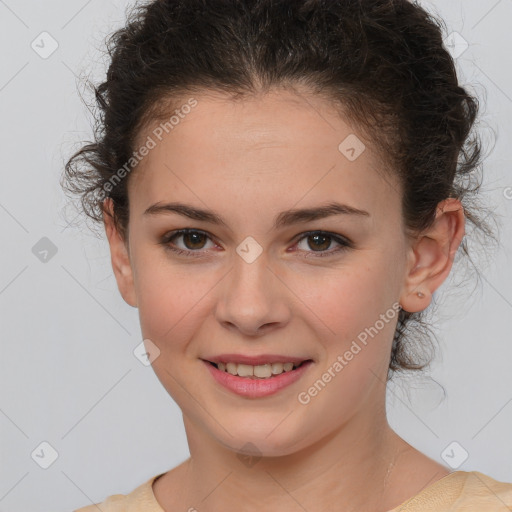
[202,359,314,398]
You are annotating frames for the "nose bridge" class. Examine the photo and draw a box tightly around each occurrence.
[233,247,270,294]
[216,245,289,334]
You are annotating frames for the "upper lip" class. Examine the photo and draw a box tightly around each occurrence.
[203,354,312,366]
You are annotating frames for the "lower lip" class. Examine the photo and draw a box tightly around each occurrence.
[203,360,313,398]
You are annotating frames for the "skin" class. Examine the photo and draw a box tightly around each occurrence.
[104,86,465,512]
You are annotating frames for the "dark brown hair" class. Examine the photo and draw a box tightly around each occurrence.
[62,0,498,378]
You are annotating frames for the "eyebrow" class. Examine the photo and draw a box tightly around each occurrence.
[143,201,370,229]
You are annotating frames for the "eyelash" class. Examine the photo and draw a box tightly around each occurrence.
[160,229,352,259]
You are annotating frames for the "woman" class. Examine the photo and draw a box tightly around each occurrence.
[64,0,512,510]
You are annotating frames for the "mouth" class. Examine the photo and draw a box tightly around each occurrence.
[201,356,314,398]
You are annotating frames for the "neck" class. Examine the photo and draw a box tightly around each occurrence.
[163,408,417,512]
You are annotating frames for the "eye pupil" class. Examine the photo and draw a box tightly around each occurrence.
[184,232,206,249]
[308,234,330,251]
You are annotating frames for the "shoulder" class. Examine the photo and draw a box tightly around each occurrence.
[460,471,512,506]
[390,470,512,511]
[73,474,165,512]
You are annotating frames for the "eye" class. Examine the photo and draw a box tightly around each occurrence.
[293,231,352,258]
[160,229,217,257]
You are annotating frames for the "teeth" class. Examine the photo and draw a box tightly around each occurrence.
[226,362,237,375]
[214,361,302,378]
[237,364,253,377]
[254,364,272,378]
[271,362,283,374]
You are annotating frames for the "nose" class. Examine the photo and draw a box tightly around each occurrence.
[215,251,291,337]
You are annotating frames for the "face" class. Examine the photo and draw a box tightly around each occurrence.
[105,87,431,457]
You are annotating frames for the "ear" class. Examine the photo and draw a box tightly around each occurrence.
[103,198,138,308]
[399,198,465,313]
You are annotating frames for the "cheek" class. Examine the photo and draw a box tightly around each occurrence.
[295,264,387,333]
[133,253,218,344]
[293,261,398,369]
[294,268,397,423]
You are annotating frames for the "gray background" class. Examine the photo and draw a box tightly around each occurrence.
[1,1,511,510]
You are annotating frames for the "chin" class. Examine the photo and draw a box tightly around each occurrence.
[209,416,315,459]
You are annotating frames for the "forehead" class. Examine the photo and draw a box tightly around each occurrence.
[128,88,401,226]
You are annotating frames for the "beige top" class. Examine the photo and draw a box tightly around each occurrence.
[74,470,512,511]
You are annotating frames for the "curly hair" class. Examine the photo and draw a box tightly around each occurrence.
[61,0,499,379]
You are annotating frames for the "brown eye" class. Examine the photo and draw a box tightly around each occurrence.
[180,231,208,250]
[305,233,332,251]
[294,231,351,258]
[161,229,216,256]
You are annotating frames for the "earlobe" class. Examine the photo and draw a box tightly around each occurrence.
[399,198,465,313]
[102,198,138,308]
